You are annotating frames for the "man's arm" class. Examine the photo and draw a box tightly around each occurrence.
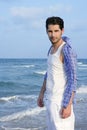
[60,92,75,118]
[62,43,77,108]
[60,39,77,118]
[37,79,46,107]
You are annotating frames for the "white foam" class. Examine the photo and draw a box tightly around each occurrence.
[0,107,45,122]
[78,63,87,67]
[0,127,28,130]
[13,65,35,68]
[22,65,35,68]
[0,126,46,130]
[0,95,37,110]
[78,67,87,70]
[0,95,37,102]
[77,62,83,65]
[77,85,87,94]
[34,71,46,75]
[0,95,17,102]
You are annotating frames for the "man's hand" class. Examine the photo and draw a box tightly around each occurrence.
[37,95,44,107]
[37,80,46,107]
[60,104,71,119]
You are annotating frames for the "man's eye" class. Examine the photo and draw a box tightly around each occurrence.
[48,31,52,33]
[55,30,59,32]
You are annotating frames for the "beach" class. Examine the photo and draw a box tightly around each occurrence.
[0,92,87,130]
[0,59,87,130]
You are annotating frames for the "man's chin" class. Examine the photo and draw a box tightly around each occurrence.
[51,41,58,45]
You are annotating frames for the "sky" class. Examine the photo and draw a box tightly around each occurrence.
[0,0,87,59]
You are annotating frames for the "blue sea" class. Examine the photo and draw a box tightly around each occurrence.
[0,58,87,130]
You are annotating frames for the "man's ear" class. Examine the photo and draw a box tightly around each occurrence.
[62,28,64,35]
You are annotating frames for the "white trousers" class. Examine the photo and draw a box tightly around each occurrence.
[45,100,75,130]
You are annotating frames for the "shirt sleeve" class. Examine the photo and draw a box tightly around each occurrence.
[62,44,77,108]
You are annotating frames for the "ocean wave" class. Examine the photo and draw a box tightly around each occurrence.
[77,62,87,70]
[0,95,37,103]
[0,95,38,113]
[0,107,45,122]
[22,65,35,68]
[34,71,46,75]
[76,86,87,103]
[0,95,17,102]
[77,62,83,65]
[0,127,32,130]
[78,63,87,67]
[77,85,87,94]
[78,67,87,70]
[0,81,15,87]
[13,65,35,68]
[0,107,46,130]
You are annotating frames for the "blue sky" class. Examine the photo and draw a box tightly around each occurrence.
[0,0,87,58]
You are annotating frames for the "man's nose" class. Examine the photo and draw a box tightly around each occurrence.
[52,32,55,36]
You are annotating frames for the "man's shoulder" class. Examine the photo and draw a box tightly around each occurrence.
[63,43,77,59]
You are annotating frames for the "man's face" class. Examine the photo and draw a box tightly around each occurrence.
[46,24,64,45]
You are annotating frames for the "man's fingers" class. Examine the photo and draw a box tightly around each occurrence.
[60,109,71,119]
[37,98,44,107]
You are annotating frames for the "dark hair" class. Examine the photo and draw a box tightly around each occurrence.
[46,16,64,30]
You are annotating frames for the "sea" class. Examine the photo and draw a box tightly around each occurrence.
[0,58,87,130]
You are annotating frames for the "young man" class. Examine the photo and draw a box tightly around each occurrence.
[37,16,77,130]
